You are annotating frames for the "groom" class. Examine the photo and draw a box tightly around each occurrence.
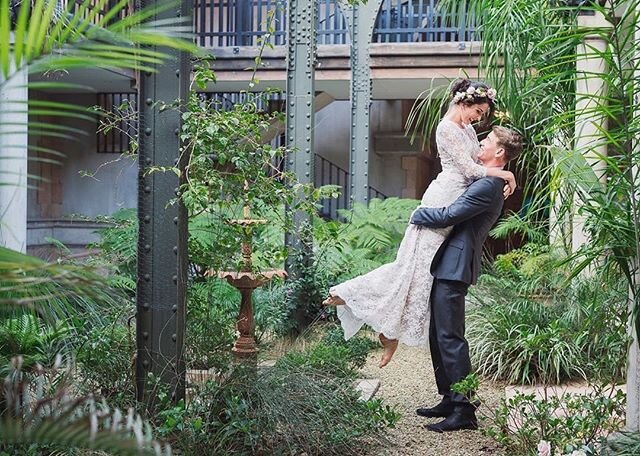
[410,126,523,433]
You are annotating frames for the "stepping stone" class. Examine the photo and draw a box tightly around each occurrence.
[356,378,381,401]
[258,359,277,368]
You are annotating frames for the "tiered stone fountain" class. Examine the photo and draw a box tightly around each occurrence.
[213,196,286,361]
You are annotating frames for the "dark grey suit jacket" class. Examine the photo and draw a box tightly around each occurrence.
[410,176,505,285]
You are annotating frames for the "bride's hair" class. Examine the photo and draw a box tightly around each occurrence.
[450,79,496,113]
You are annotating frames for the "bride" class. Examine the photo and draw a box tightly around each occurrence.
[323,79,516,367]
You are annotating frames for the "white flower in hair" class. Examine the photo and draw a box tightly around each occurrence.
[466,86,476,94]
[453,92,466,103]
[487,88,497,100]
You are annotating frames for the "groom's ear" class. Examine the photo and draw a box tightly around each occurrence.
[495,147,506,160]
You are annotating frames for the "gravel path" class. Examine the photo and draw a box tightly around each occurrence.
[361,344,506,456]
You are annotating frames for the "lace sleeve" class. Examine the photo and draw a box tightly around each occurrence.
[436,121,486,181]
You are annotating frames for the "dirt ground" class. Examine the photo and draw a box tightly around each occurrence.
[362,344,506,456]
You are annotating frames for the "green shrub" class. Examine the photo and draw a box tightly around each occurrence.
[322,324,378,370]
[488,243,567,298]
[467,298,585,384]
[469,261,629,385]
[319,198,419,283]
[158,363,399,456]
[157,320,394,455]
[283,244,332,334]
[486,386,626,456]
[0,313,72,374]
[75,305,136,407]
[90,208,138,294]
[603,432,640,455]
[276,324,378,379]
[186,279,238,371]
[252,279,291,339]
[278,343,355,378]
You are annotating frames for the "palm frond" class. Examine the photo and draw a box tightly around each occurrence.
[1,363,170,455]
[0,246,122,325]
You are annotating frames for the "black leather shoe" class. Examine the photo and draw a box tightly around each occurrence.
[416,399,455,418]
[425,407,478,433]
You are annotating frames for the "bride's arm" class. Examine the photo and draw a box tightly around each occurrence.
[486,167,516,197]
[437,122,487,182]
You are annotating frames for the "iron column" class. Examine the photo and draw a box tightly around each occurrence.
[136,0,191,407]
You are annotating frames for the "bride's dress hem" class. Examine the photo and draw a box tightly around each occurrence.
[333,293,428,348]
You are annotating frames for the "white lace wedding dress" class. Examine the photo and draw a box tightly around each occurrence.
[332,119,487,347]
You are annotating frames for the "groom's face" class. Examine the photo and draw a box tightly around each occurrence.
[478,132,504,165]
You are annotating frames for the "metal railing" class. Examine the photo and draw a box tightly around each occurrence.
[96,92,137,154]
[59,0,133,26]
[193,0,287,47]
[315,154,350,220]
[373,0,477,42]
[315,154,388,220]
[368,186,387,200]
[193,0,475,48]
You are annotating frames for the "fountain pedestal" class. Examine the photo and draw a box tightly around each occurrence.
[209,211,286,362]
[217,270,286,359]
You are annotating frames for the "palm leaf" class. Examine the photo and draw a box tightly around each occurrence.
[0,246,121,325]
[1,364,169,455]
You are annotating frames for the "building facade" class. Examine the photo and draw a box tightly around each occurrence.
[24,0,481,256]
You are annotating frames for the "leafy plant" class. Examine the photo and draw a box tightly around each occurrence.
[90,209,138,288]
[185,278,237,372]
[0,313,72,374]
[603,432,640,455]
[0,363,169,455]
[320,198,419,282]
[468,272,629,385]
[252,279,290,340]
[75,304,136,408]
[486,386,626,456]
[453,373,625,456]
[158,355,398,455]
[488,243,567,297]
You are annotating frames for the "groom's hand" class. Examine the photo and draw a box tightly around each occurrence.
[410,209,423,226]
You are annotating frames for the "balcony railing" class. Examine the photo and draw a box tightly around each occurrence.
[373,0,477,43]
[193,0,475,48]
[96,92,137,154]
[59,0,133,26]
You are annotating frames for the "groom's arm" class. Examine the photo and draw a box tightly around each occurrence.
[410,178,501,229]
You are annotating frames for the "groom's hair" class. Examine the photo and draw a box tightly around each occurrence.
[493,126,523,162]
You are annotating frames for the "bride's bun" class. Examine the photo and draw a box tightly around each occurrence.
[450,78,472,97]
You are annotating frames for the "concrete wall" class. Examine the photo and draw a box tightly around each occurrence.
[27,92,137,248]
[314,99,415,198]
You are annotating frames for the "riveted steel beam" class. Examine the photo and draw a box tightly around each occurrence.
[285,0,317,257]
[136,0,191,407]
[338,0,384,206]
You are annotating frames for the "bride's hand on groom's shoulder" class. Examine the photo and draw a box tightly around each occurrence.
[500,170,516,200]
[503,183,512,200]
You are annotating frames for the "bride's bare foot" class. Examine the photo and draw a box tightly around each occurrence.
[378,334,398,368]
[322,294,346,306]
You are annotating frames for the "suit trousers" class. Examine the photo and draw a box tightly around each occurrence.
[429,278,471,404]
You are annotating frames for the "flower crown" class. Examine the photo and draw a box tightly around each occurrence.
[452,86,497,104]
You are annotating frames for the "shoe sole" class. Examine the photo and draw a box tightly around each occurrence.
[425,423,478,433]
[416,411,451,418]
